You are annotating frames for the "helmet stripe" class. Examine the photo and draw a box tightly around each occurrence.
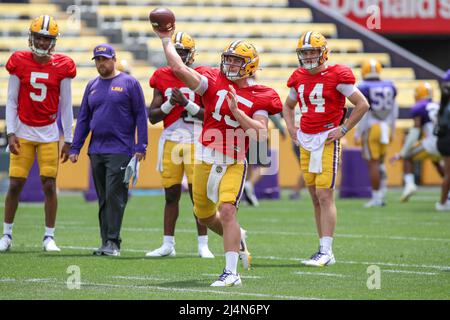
[370,59,377,73]
[229,40,242,51]
[175,32,183,45]
[42,15,50,32]
[304,31,312,45]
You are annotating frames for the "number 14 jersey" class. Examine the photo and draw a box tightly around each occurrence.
[287,64,355,134]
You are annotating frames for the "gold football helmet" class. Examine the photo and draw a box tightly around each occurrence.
[172,32,196,65]
[220,40,259,80]
[297,31,329,70]
[414,82,433,101]
[28,15,59,57]
[117,59,131,74]
[361,59,382,80]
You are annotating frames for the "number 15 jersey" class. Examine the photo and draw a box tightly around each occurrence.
[198,67,282,161]
[287,64,355,134]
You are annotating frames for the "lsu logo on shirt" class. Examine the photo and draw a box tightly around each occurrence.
[111,86,123,92]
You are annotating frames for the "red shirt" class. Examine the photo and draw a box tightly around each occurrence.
[287,64,355,134]
[149,66,205,129]
[5,51,76,127]
[201,68,282,160]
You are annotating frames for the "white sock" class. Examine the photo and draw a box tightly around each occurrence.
[404,173,415,186]
[320,236,333,254]
[163,235,175,248]
[373,189,383,201]
[225,251,239,275]
[198,235,208,247]
[3,223,13,236]
[45,227,55,238]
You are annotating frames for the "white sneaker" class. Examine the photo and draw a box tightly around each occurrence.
[435,201,450,211]
[43,236,61,252]
[239,228,252,270]
[0,234,12,252]
[401,184,418,202]
[303,251,336,267]
[210,269,242,287]
[243,181,259,207]
[198,246,215,258]
[364,199,385,208]
[145,245,176,257]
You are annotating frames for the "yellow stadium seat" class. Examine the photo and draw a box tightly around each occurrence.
[79,0,288,7]
[0,36,109,52]
[0,19,79,37]
[176,51,390,68]
[0,4,59,18]
[98,6,311,23]
[0,51,134,68]
[123,21,336,39]
[148,37,362,54]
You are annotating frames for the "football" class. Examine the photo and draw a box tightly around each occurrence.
[149,8,175,32]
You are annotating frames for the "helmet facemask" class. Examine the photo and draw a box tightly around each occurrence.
[297,48,322,70]
[175,47,194,65]
[221,54,247,80]
[29,32,57,57]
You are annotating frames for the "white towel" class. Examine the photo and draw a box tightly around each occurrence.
[206,164,227,203]
[123,155,140,187]
[379,122,390,145]
[156,136,166,173]
[297,128,331,174]
[309,143,326,173]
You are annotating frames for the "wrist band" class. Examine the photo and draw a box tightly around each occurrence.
[340,124,349,135]
[185,100,200,115]
[161,100,175,114]
[161,37,171,45]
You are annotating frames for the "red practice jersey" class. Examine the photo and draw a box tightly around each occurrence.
[287,64,355,134]
[6,51,76,127]
[149,66,206,129]
[200,68,282,160]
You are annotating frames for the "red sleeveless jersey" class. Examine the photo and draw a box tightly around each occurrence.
[6,51,76,127]
[200,68,282,160]
[149,66,206,129]
[287,64,355,134]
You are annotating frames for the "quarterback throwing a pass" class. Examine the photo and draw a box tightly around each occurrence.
[283,31,369,266]
[153,25,282,286]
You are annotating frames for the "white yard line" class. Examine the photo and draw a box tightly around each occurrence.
[0,277,320,300]
[293,271,349,278]
[54,225,450,243]
[258,255,450,271]
[112,276,169,281]
[201,273,263,279]
[24,244,450,271]
[382,270,438,276]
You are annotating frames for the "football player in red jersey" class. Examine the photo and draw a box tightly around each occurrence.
[283,31,369,266]
[153,27,282,286]
[146,32,214,259]
[0,15,76,253]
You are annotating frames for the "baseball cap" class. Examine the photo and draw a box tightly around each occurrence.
[92,44,115,59]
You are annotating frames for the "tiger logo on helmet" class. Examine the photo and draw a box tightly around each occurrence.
[297,31,329,70]
[414,82,433,102]
[220,40,259,81]
[361,59,382,80]
[28,15,59,57]
[172,32,196,65]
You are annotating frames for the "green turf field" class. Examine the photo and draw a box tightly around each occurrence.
[0,188,449,300]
